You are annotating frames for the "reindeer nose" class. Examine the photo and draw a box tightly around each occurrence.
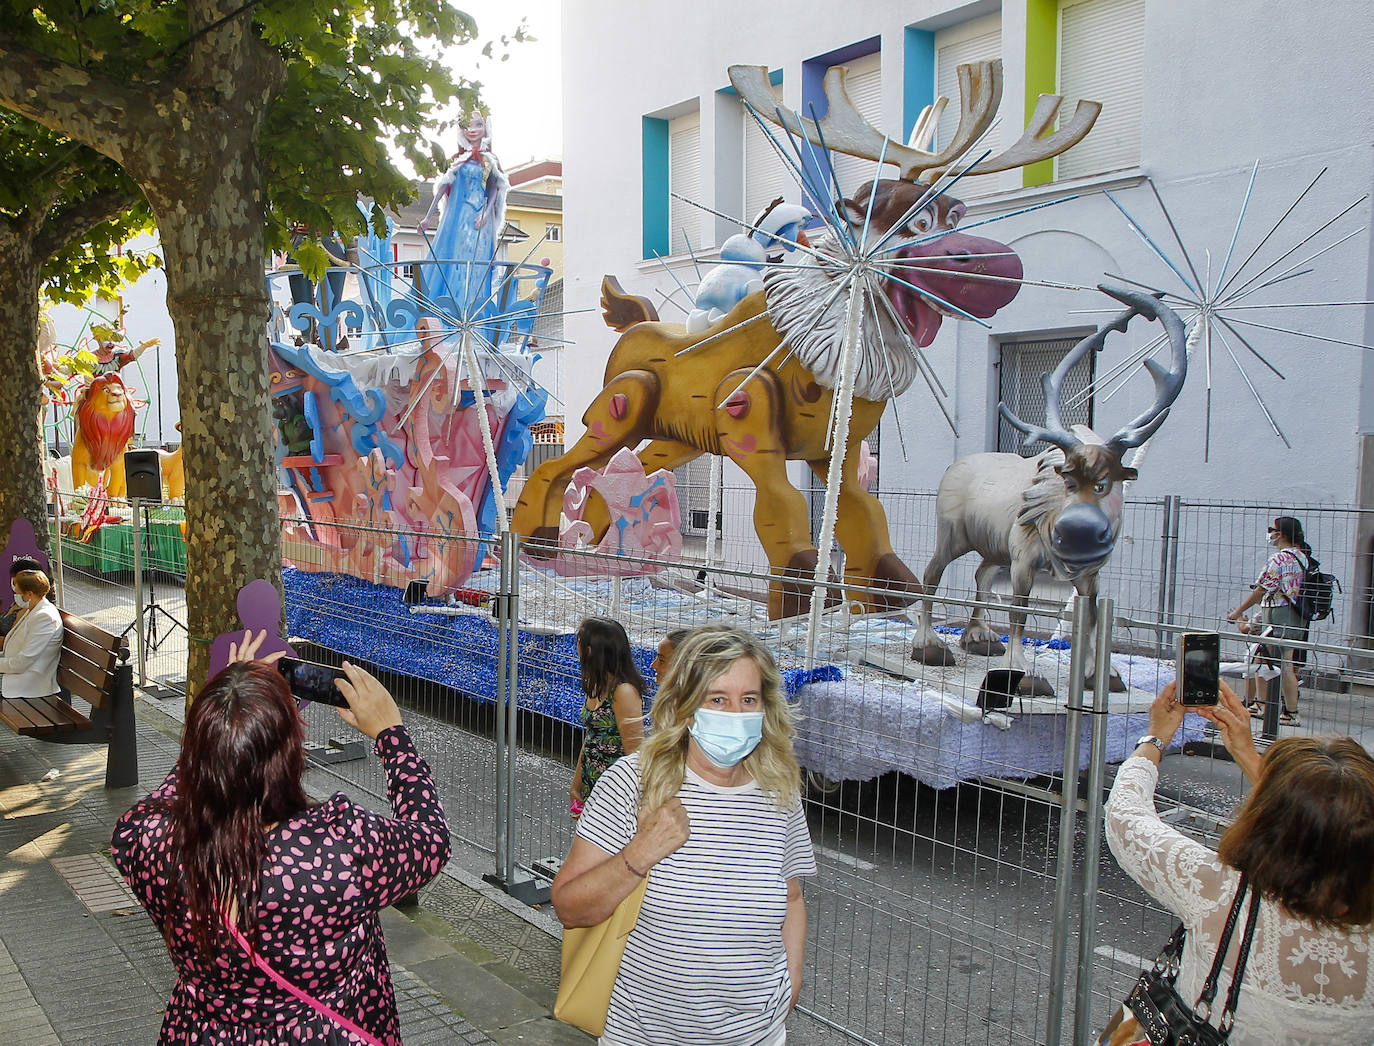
[1052,503,1116,561]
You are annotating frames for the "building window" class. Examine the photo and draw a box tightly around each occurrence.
[668,111,703,253]
[997,336,1094,455]
[545,223,561,242]
[741,86,791,226]
[826,50,881,204]
[933,13,1003,196]
[1057,0,1145,179]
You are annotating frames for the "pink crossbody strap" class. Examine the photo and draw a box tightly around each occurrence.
[223,917,388,1046]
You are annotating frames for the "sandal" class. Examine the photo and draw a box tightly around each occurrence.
[1248,705,1265,720]
[1280,708,1300,725]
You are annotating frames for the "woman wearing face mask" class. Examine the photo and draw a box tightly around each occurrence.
[0,569,63,698]
[552,625,816,1046]
[1227,515,1311,725]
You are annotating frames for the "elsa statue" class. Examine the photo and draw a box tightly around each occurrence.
[417,110,509,324]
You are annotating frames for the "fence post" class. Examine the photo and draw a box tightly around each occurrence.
[490,530,514,885]
[1155,498,1174,657]
[130,497,148,687]
[50,486,65,608]
[482,531,551,905]
[1073,598,1114,1046]
[1164,494,1182,628]
[1046,593,1093,1046]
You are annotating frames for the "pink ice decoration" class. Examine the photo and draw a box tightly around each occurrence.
[856,439,877,492]
[555,447,682,577]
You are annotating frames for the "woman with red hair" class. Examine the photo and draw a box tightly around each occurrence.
[112,631,450,1045]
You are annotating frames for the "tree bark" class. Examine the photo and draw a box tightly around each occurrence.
[0,12,287,698]
[0,229,52,557]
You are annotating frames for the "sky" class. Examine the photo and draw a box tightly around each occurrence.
[438,0,563,171]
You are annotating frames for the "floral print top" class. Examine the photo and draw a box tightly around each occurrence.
[580,695,628,796]
[1256,548,1308,607]
[1106,755,1374,1045]
[111,726,450,1046]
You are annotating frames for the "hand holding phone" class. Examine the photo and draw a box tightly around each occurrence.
[277,658,350,707]
[1177,632,1221,706]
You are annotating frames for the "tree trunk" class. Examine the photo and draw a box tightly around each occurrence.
[0,230,53,558]
[136,145,283,701]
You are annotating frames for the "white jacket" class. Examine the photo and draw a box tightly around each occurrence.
[0,598,63,698]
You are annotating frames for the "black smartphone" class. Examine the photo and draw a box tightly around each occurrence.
[1177,632,1220,706]
[277,658,350,707]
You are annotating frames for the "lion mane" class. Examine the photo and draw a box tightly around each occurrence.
[75,374,136,472]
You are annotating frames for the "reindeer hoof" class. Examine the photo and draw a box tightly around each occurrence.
[1017,674,1057,697]
[521,526,560,560]
[961,636,1006,657]
[1087,672,1129,694]
[913,641,956,667]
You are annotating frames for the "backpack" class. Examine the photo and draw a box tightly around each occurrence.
[1287,551,1340,622]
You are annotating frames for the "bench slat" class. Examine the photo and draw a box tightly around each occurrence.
[56,665,109,707]
[59,612,121,654]
[0,696,90,736]
[62,632,118,677]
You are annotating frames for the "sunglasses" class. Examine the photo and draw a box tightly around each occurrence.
[1267,526,1279,534]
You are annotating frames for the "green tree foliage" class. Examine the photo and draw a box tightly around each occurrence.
[0,1,484,690]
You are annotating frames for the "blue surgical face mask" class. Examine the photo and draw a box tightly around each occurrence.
[689,707,765,768]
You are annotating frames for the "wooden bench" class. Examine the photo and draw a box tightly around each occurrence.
[0,610,138,788]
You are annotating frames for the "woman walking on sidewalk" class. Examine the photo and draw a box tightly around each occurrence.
[1227,515,1311,725]
[112,631,450,1046]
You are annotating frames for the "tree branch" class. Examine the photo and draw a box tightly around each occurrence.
[33,185,143,263]
[0,33,150,164]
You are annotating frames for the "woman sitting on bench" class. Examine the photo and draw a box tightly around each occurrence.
[0,569,62,698]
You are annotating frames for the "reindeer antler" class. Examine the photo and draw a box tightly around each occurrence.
[1104,290,1189,452]
[999,286,1184,454]
[727,60,1101,184]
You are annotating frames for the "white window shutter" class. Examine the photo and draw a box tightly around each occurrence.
[1058,0,1145,179]
[934,21,1003,196]
[743,106,792,228]
[828,52,882,205]
[668,112,702,254]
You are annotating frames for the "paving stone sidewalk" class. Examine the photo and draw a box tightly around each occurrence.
[0,697,587,1046]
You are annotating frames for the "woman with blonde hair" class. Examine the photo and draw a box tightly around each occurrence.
[552,624,816,1045]
[1104,681,1374,1044]
[0,568,63,698]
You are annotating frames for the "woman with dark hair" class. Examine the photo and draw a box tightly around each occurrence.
[1227,514,1312,724]
[1105,681,1374,1044]
[570,617,646,816]
[112,631,450,1046]
[553,625,816,1045]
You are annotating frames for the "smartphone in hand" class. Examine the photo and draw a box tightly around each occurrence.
[277,658,350,707]
[1177,632,1220,706]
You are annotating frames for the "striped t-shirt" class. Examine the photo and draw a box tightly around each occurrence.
[576,751,817,1046]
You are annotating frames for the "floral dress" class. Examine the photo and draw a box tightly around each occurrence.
[579,695,627,797]
[1106,755,1374,1045]
[111,726,450,1046]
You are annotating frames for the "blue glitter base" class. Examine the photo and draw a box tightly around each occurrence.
[283,568,842,727]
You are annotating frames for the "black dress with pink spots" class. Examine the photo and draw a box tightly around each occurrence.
[111,726,450,1046]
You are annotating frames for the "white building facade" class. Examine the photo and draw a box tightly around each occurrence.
[560,1,1374,581]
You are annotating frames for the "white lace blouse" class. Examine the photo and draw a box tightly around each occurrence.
[1105,755,1374,1045]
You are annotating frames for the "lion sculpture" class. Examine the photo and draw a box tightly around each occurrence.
[71,373,136,496]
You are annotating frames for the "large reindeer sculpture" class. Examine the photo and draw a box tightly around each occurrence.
[911,286,1188,695]
[512,60,1101,618]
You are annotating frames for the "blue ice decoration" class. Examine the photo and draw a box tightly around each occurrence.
[283,568,841,727]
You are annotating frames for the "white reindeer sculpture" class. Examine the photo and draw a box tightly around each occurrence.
[911,286,1188,696]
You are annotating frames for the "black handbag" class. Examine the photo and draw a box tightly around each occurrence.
[1125,874,1262,1045]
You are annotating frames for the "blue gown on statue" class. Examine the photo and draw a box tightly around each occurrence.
[428,159,498,323]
